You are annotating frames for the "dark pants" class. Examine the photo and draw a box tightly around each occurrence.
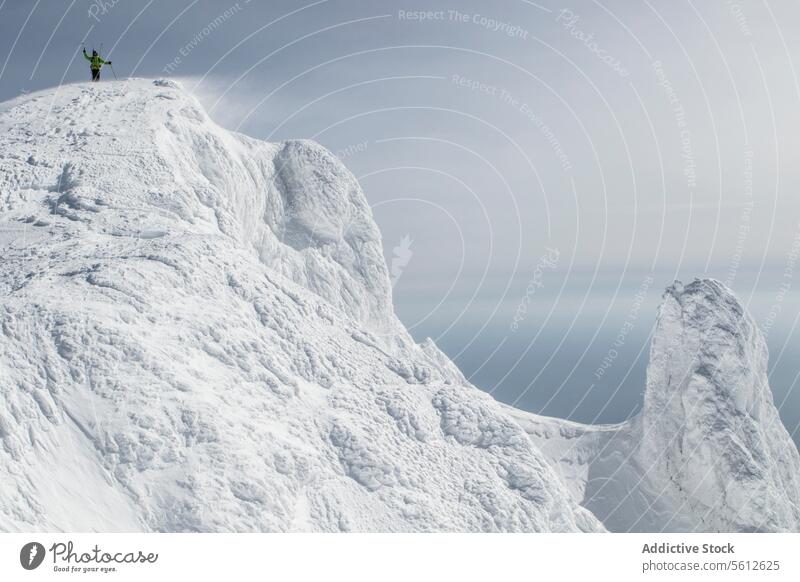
[91,68,100,82]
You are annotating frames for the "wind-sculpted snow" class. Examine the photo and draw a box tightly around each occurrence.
[639,280,800,531]
[1,81,796,533]
[514,279,800,532]
[0,80,601,532]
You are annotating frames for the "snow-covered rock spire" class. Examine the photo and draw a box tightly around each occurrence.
[640,279,800,531]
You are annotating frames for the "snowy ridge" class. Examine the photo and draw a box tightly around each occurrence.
[513,279,800,532]
[1,80,797,532]
[0,80,599,532]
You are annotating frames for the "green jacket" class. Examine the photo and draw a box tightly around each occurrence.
[83,49,108,71]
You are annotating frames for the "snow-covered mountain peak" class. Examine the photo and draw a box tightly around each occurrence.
[1,79,398,337]
[639,278,800,531]
[1,82,797,533]
[647,278,769,422]
[515,278,800,532]
[0,80,600,532]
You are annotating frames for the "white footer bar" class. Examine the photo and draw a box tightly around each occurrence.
[1,533,797,581]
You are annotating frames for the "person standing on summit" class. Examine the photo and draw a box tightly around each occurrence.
[82,48,111,82]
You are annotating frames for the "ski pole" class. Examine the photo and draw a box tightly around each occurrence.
[109,64,118,80]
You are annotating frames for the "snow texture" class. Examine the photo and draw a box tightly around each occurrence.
[0,81,797,532]
[512,280,800,532]
[0,80,599,532]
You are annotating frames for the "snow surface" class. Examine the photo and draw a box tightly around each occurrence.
[0,80,599,532]
[0,80,797,532]
[512,280,800,532]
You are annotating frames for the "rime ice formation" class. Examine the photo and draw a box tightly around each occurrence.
[513,280,800,532]
[0,80,797,532]
[0,80,599,532]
